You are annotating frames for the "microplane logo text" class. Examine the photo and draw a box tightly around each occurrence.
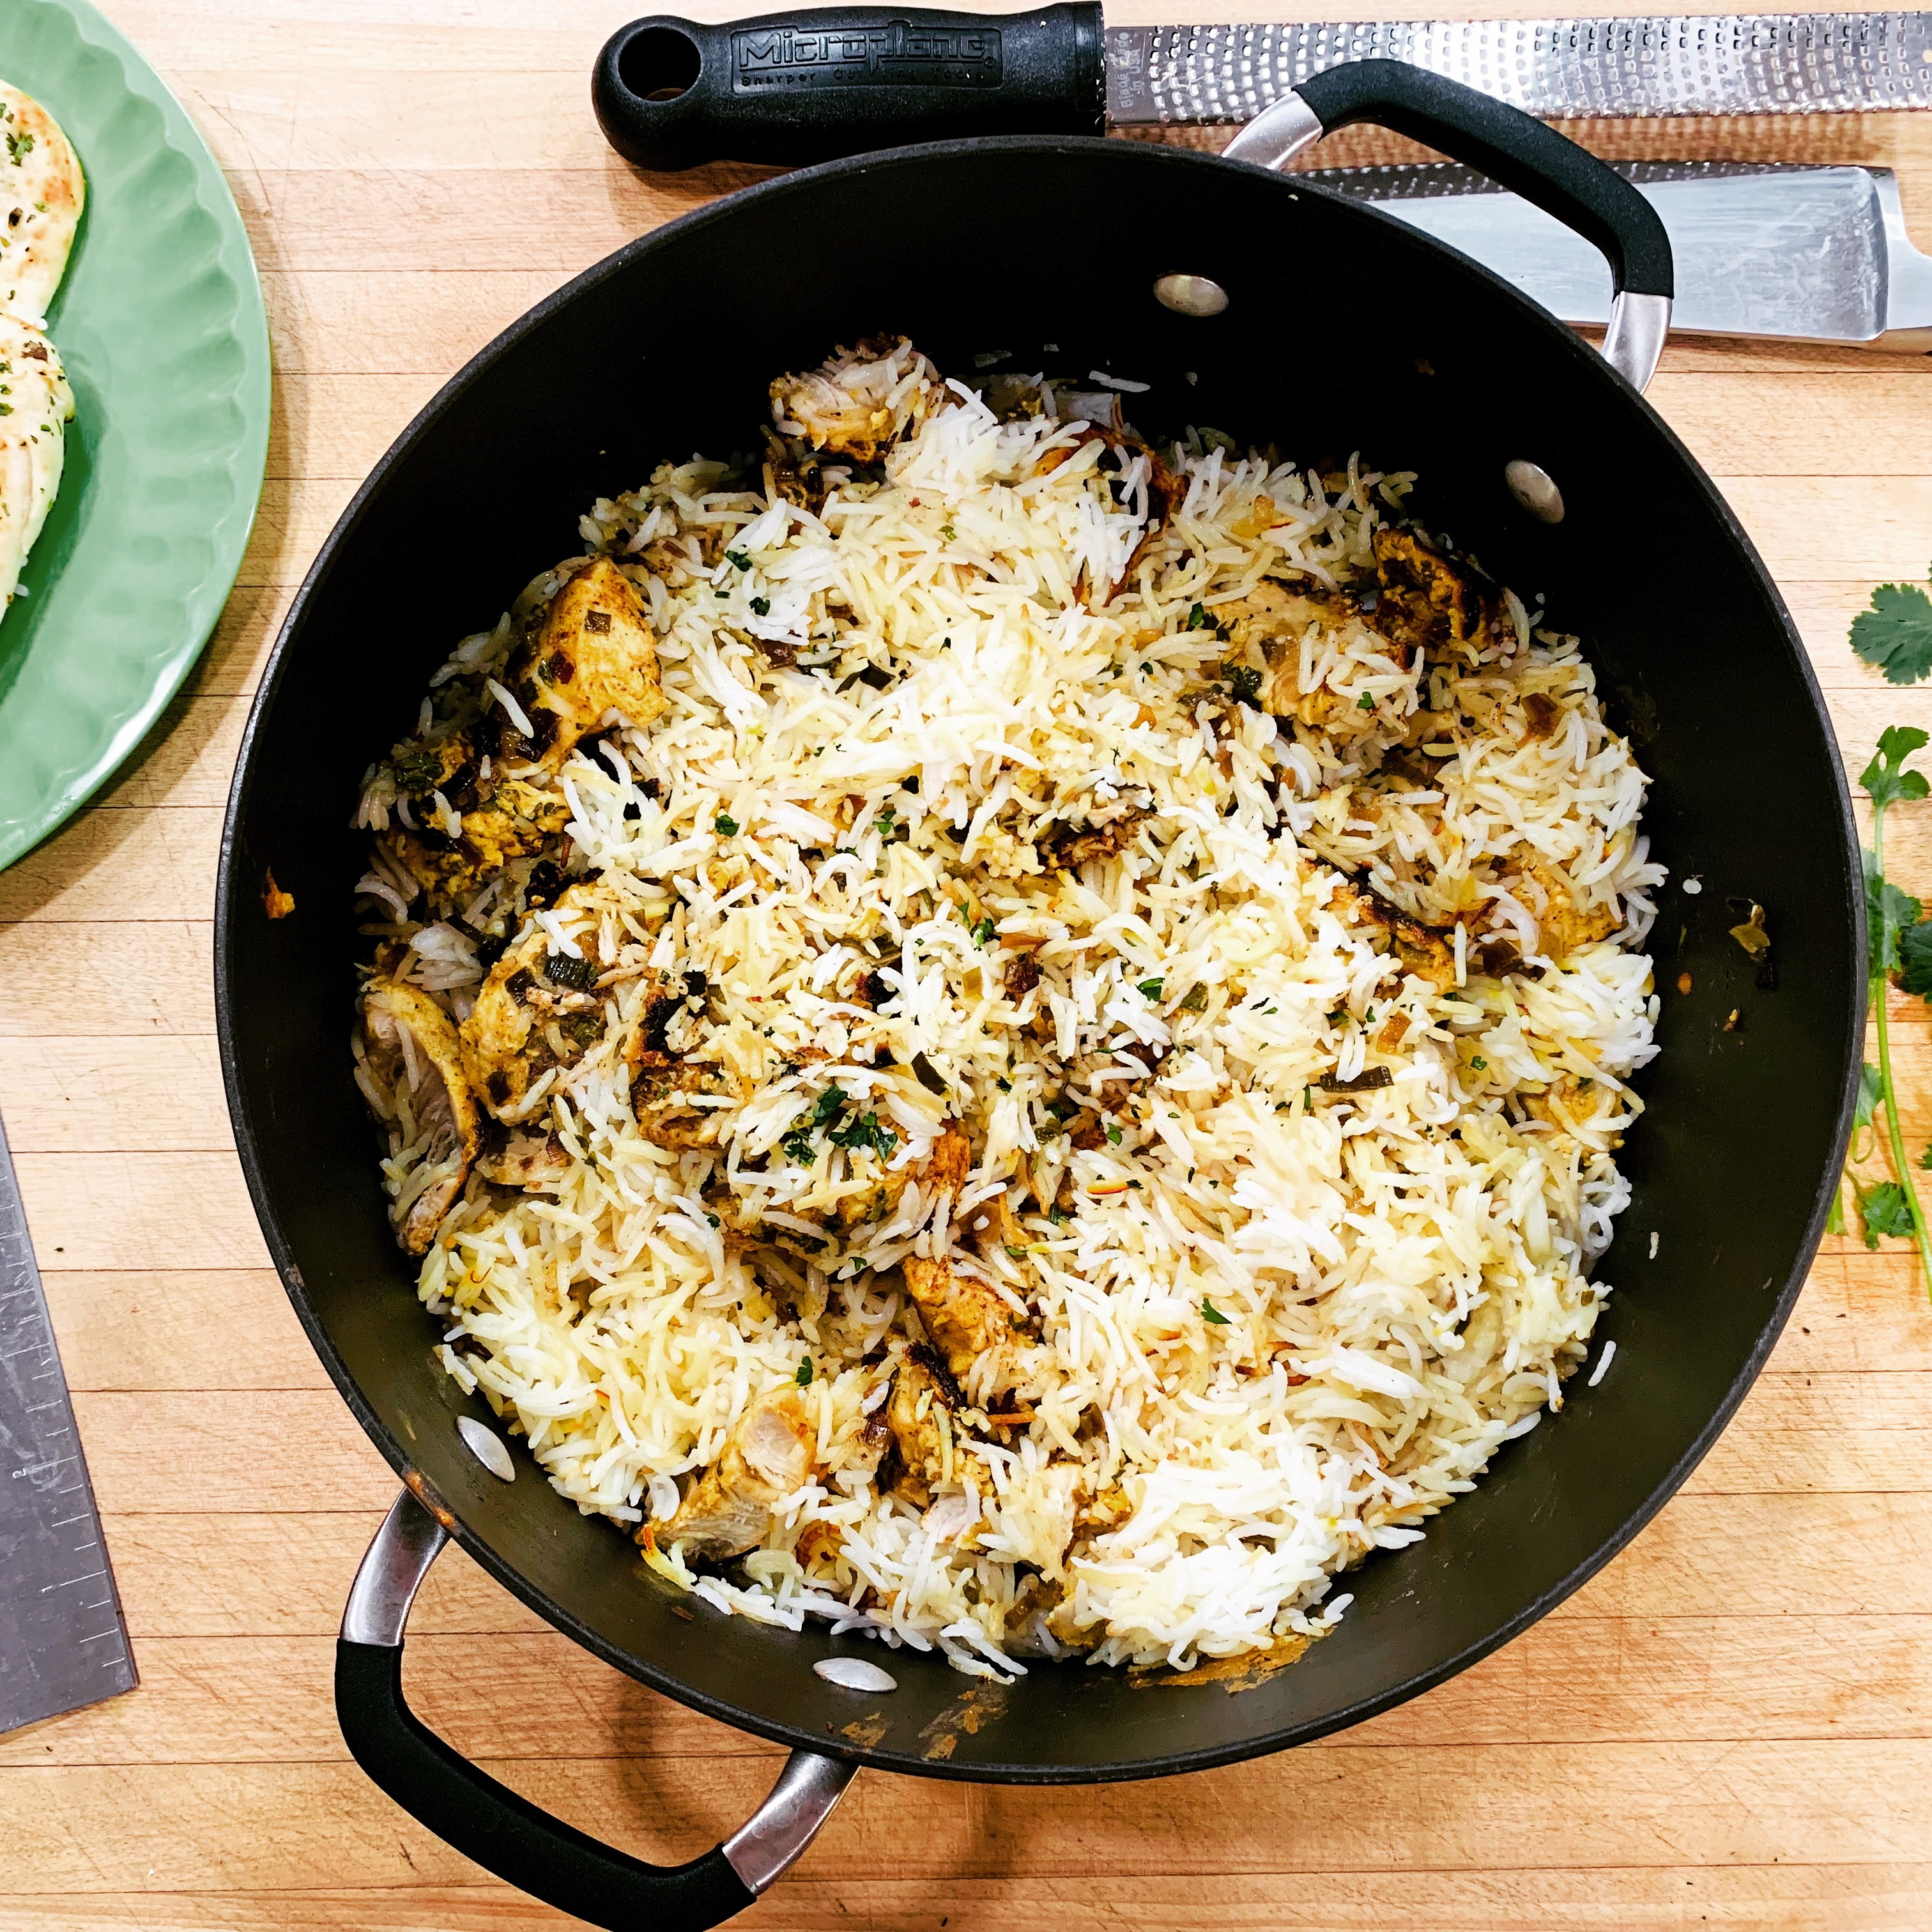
[732,19,1005,90]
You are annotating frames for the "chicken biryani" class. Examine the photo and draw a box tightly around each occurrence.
[351,337,1662,1680]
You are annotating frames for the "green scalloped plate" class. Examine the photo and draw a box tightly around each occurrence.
[0,0,270,871]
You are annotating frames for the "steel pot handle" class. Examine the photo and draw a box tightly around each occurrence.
[1223,60,1674,393]
[337,1490,856,1931]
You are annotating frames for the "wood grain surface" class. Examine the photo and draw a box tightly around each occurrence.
[4,1,1932,1925]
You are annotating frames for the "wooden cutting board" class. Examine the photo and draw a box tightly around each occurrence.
[2,2,1931,1925]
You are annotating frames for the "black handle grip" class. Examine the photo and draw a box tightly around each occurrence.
[594,3,1105,172]
[1296,60,1673,299]
[337,1638,755,1931]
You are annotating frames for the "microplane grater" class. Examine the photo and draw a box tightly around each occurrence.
[0,1109,135,1735]
[1104,12,1932,124]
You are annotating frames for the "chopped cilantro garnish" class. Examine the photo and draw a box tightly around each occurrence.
[1200,1299,1231,1326]
[940,524,958,540]
[6,132,34,164]
[782,1130,816,1163]
[725,548,751,570]
[875,806,896,834]
[714,813,739,836]
[1104,1123,1123,1146]
[829,1108,896,1160]
[1187,602,1211,630]
[1178,985,1209,1013]
[1137,977,1163,999]
[1004,1244,1026,1260]
[796,1356,815,1386]
[1470,1056,1487,1071]
[1225,664,1262,704]
[1850,569,1932,686]
[971,916,997,945]
[1356,691,1376,712]
[749,596,770,616]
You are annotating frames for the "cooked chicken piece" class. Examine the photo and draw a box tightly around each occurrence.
[1513,852,1620,959]
[0,84,85,323]
[1335,873,1457,990]
[902,1254,1023,1393]
[631,1060,734,1151]
[769,335,939,463]
[0,313,72,618]
[1373,527,1500,661]
[884,1347,957,1506]
[924,1123,971,1195]
[820,1118,969,1234]
[1521,1076,1622,1148]
[491,558,667,774]
[1220,582,1385,730]
[475,1126,571,1189]
[383,768,571,907]
[661,1386,818,1560]
[460,880,653,1121]
[360,976,482,1254]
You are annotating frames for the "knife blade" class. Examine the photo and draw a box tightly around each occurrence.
[1314,160,1932,348]
[595,9,1932,173]
[1107,13,1932,126]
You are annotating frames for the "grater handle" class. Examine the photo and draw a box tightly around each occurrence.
[594,4,1105,172]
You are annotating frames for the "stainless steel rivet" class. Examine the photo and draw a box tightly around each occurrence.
[1505,459,1564,525]
[1153,273,1229,318]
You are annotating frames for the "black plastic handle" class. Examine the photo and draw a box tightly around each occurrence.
[594,3,1105,171]
[1296,61,1673,299]
[337,1638,755,1929]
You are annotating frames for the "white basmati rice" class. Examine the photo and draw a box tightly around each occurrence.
[356,339,1662,1676]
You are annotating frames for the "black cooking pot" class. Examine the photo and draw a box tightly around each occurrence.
[216,49,1862,1932]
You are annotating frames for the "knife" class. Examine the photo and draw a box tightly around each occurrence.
[1326,160,1932,349]
[595,9,1932,170]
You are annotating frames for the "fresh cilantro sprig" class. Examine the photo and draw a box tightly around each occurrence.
[1850,567,1932,686]
[1836,727,1932,1291]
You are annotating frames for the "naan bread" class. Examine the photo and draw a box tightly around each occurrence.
[0,312,73,608]
[0,82,85,324]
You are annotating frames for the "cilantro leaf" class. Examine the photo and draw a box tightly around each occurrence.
[1863,848,1922,974]
[1859,727,1931,809]
[1900,919,1932,999]
[1137,977,1164,999]
[829,1110,898,1160]
[1858,1179,1916,1246]
[714,813,739,836]
[725,548,752,570]
[1187,602,1212,631]
[1200,1299,1231,1326]
[1855,1062,1883,1133]
[971,916,997,946]
[1850,576,1932,687]
[795,1356,815,1386]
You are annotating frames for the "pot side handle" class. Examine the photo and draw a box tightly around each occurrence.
[337,1490,857,1931]
[1224,62,1673,392]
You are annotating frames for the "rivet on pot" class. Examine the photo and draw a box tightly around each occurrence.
[1153,274,1229,318]
[1505,459,1564,525]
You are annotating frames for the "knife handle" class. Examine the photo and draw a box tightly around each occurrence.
[594,4,1105,172]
